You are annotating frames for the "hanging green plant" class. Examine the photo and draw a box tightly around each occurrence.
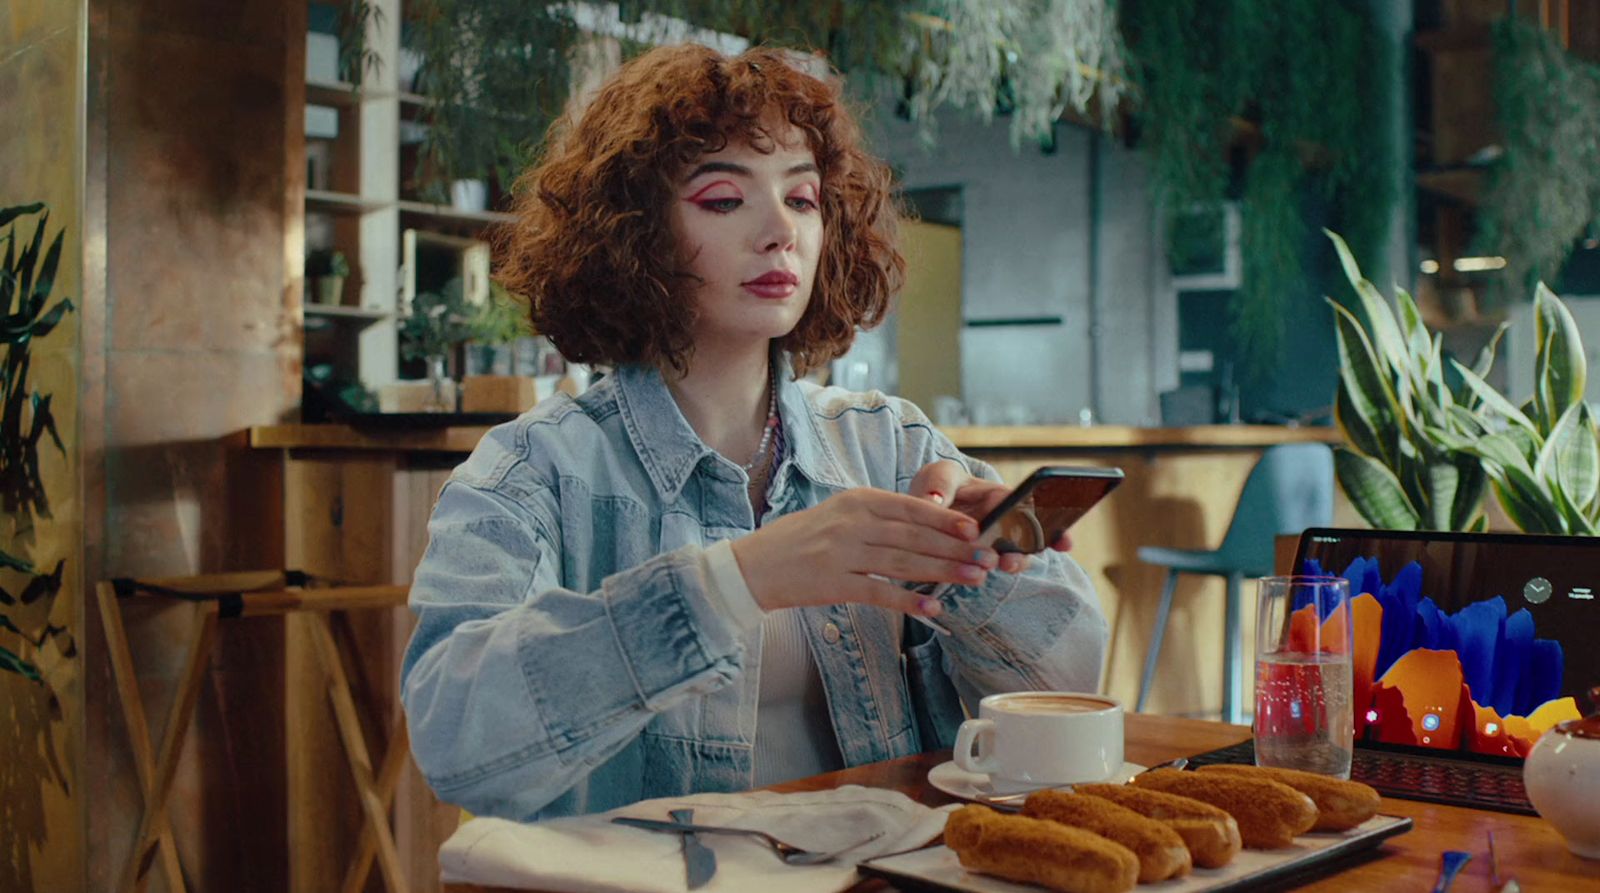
[407,0,1129,192]
[1119,0,1394,382]
[1475,18,1600,304]
[0,203,75,683]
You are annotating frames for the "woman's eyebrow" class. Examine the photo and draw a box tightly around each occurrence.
[682,160,819,181]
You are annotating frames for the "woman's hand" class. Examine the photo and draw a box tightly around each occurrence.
[730,488,999,617]
[906,460,1073,574]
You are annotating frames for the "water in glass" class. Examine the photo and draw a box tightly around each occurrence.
[1255,650,1353,778]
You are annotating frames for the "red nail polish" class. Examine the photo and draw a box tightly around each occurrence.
[927,490,946,505]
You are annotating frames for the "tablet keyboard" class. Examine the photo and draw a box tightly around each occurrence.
[1184,740,1536,816]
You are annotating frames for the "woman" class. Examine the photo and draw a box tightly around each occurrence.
[400,43,1108,821]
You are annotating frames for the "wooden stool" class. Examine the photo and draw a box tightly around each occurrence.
[97,570,413,893]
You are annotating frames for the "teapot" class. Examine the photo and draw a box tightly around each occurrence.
[1524,685,1600,859]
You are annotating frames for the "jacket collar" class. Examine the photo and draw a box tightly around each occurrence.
[614,351,851,503]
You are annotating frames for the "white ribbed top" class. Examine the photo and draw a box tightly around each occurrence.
[752,608,844,786]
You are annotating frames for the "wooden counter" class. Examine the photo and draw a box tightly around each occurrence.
[250,421,1356,893]
[252,422,1342,453]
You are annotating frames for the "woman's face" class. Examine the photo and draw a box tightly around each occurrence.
[669,130,823,355]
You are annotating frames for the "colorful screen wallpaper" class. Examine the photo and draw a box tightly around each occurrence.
[1297,533,1591,758]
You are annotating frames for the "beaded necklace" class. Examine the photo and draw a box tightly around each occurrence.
[741,373,781,472]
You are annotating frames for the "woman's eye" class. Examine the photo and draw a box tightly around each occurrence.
[697,198,742,212]
[786,195,818,211]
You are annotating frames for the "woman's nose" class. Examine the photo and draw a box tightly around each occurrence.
[756,204,797,252]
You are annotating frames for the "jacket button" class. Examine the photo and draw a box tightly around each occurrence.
[822,622,841,644]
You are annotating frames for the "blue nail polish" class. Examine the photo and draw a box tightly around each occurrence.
[973,549,985,563]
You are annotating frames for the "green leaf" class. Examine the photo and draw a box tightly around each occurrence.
[1468,514,1489,533]
[1534,283,1587,428]
[0,203,45,230]
[1334,447,1421,529]
[1419,459,1459,529]
[1445,405,1490,439]
[1501,466,1566,533]
[1450,359,1539,436]
[1396,287,1431,368]
[1472,321,1510,381]
[1335,383,1387,460]
[1326,230,1407,371]
[1449,457,1489,531]
[1329,299,1404,463]
[1465,430,1538,478]
[1537,402,1600,517]
[0,644,42,682]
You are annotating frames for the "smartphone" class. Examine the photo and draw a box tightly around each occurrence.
[976,466,1125,554]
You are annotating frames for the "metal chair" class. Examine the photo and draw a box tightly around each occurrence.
[1135,442,1333,724]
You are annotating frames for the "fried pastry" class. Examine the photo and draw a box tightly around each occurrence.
[1022,789,1193,882]
[1131,768,1317,849]
[1074,783,1242,868]
[1195,764,1381,831]
[944,804,1139,893]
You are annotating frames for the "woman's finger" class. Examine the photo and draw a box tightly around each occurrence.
[907,459,969,507]
[998,552,1029,575]
[852,544,990,587]
[846,575,945,617]
[862,489,979,540]
[863,519,998,567]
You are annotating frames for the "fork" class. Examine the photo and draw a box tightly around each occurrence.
[611,816,886,865]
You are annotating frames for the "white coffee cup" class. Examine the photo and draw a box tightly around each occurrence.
[953,691,1124,788]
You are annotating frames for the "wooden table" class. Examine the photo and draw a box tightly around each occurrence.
[444,713,1598,892]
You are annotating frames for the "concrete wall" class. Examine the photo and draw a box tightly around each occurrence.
[867,109,1170,426]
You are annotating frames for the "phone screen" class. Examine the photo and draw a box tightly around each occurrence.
[978,468,1123,554]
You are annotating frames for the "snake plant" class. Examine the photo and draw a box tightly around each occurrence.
[1440,285,1600,535]
[1326,230,1500,531]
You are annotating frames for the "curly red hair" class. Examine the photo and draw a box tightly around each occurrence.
[497,43,905,376]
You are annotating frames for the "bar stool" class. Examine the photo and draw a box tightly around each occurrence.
[1135,443,1333,724]
[96,570,412,893]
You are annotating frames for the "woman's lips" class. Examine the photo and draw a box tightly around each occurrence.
[742,270,799,299]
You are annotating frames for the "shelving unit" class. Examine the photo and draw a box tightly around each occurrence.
[301,0,497,399]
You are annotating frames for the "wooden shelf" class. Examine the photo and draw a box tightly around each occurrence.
[306,79,361,106]
[306,189,394,215]
[305,305,391,321]
[397,200,517,226]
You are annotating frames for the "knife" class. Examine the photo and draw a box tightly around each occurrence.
[669,807,717,890]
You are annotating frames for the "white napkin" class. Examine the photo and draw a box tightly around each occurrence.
[439,785,957,893]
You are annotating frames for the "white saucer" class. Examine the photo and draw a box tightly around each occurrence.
[927,760,1146,801]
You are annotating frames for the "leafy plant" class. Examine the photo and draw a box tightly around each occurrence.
[1325,230,1498,532]
[400,277,474,363]
[468,280,529,347]
[407,0,1128,192]
[1445,286,1600,535]
[1475,18,1600,305]
[0,203,75,683]
[306,248,350,279]
[337,0,386,85]
[1119,0,1394,381]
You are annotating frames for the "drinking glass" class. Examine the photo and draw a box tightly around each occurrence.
[1254,575,1355,778]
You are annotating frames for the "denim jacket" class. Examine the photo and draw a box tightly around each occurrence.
[400,357,1109,821]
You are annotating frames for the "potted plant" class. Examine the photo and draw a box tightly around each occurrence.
[1328,229,1600,534]
[399,278,473,411]
[306,249,352,306]
[460,281,538,412]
